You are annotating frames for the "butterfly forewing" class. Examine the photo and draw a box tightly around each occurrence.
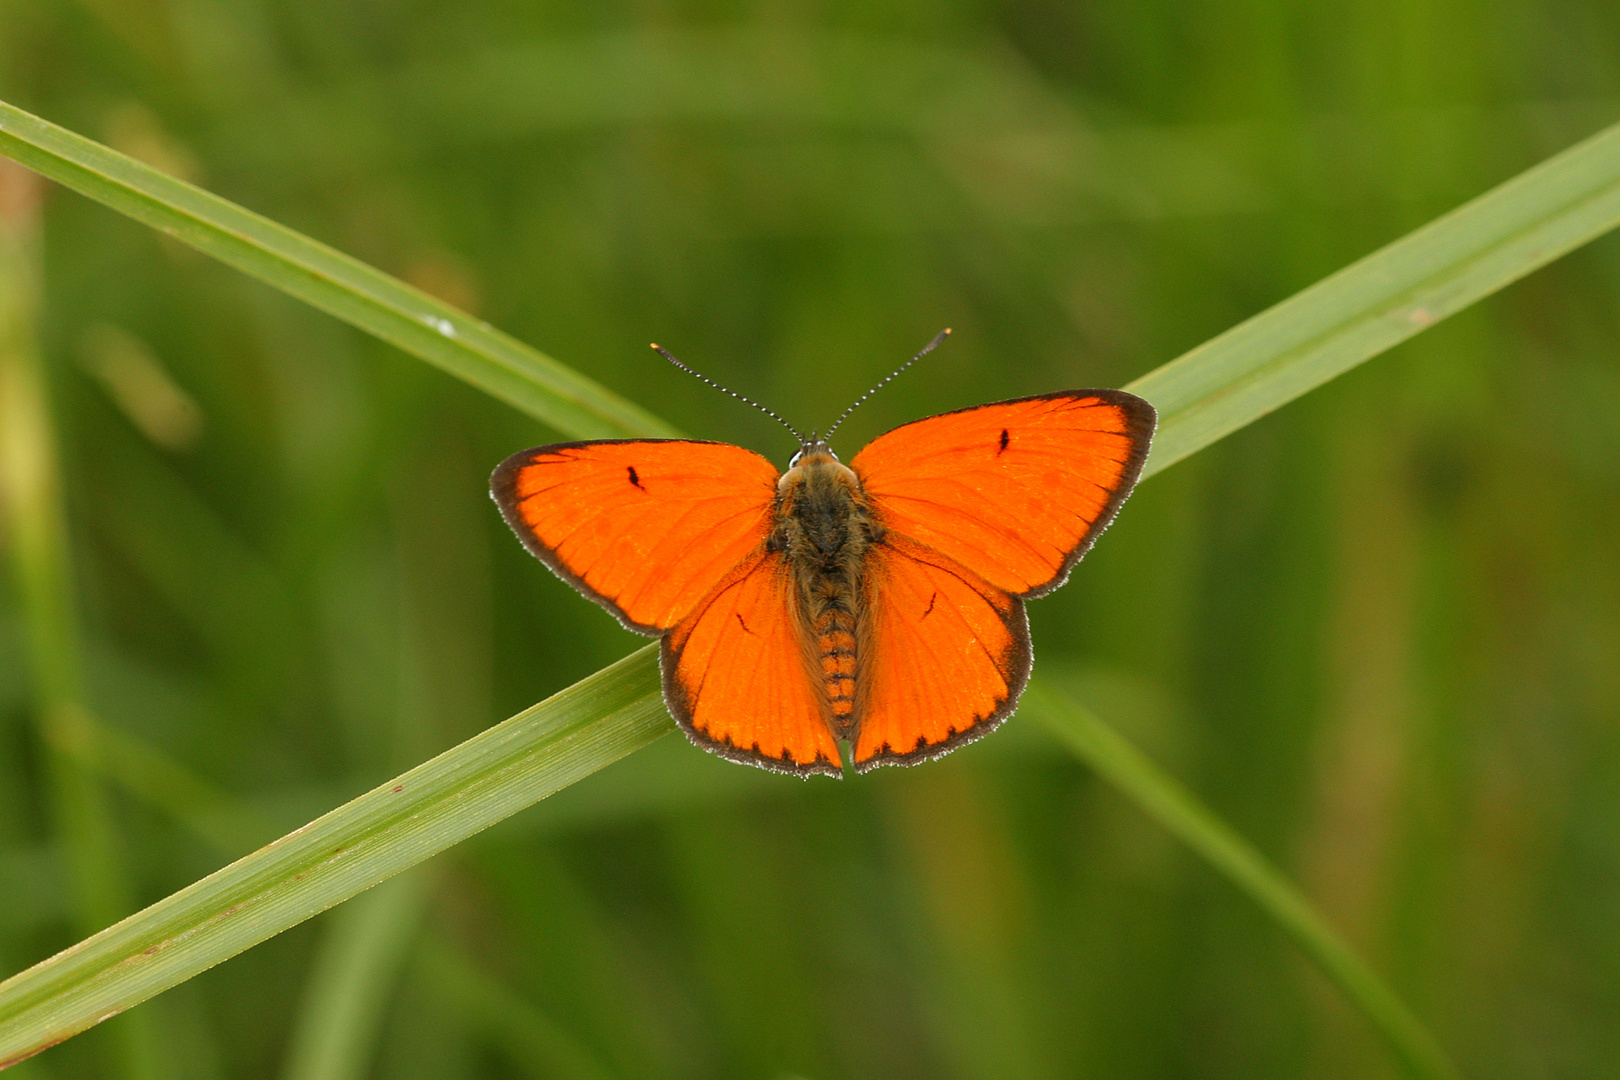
[491,439,778,632]
[851,391,1155,598]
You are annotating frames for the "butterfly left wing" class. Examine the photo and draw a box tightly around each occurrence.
[496,438,840,775]
[852,533,1029,770]
[663,549,843,776]
[850,390,1155,598]
[491,439,779,633]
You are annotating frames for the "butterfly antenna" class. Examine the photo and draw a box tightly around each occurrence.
[652,343,805,444]
[821,328,951,442]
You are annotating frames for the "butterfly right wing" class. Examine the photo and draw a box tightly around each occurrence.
[491,439,779,634]
[663,549,843,776]
[846,390,1153,770]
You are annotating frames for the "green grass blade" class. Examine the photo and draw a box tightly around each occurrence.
[1131,117,1620,477]
[0,99,674,441]
[0,646,671,1068]
[1020,683,1457,1080]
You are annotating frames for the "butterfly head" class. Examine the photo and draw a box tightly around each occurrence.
[788,438,838,469]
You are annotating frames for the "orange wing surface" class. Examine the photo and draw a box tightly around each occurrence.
[851,391,1155,598]
[663,550,843,776]
[491,439,778,633]
[853,533,1029,770]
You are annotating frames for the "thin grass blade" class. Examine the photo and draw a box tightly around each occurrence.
[1131,116,1620,477]
[0,99,674,441]
[1021,683,1456,1080]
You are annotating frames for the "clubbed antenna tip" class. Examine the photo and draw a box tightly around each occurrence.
[822,328,951,441]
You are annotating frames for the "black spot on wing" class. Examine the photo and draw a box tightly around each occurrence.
[627,465,645,489]
[997,429,1010,455]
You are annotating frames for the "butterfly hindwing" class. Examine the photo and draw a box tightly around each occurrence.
[850,390,1155,598]
[852,532,1029,770]
[491,439,779,633]
[663,549,843,776]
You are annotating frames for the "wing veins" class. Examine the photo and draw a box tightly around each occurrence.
[879,490,1062,565]
[544,488,763,551]
[684,566,755,709]
[873,544,1008,747]
[611,500,769,613]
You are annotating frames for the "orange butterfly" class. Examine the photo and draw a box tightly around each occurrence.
[492,332,1155,777]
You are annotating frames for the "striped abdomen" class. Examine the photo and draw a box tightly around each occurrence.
[816,608,858,727]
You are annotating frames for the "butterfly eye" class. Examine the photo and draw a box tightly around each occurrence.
[789,449,805,468]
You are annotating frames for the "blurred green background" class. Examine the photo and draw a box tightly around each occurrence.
[4,1,1620,1078]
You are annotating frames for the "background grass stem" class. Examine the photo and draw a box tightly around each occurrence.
[0,160,166,1080]
[1023,683,1456,1080]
